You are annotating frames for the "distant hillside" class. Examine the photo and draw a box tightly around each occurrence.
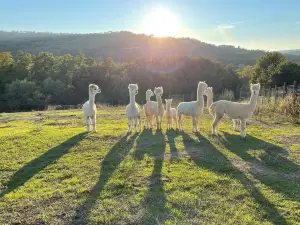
[280,49,300,56]
[1,31,300,65]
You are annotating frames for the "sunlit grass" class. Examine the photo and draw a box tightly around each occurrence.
[0,107,299,224]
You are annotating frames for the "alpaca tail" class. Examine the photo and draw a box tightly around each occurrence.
[209,102,217,117]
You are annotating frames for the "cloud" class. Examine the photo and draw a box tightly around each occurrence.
[218,25,235,29]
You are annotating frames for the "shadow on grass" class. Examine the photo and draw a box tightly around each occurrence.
[166,129,181,161]
[222,132,300,202]
[181,132,288,225]
[0,132,87,198]
[132,129,167,225]
[72,133,138,224]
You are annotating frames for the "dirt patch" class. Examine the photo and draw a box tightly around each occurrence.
[231,158,300,179]
[276,135,300,146]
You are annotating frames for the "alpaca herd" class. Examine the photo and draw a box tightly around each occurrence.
[83,81,261,138]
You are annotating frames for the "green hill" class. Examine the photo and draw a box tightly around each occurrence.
[1,30,300,65]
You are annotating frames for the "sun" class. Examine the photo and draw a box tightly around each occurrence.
[142,7,180,37]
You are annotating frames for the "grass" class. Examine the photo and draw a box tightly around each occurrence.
[0,107,299,225]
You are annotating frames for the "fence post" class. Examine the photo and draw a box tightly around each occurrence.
[293,80,297,104]
[283,82,287,99]
[274,85,278,103]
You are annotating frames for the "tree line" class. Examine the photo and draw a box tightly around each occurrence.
[0,50,299,112]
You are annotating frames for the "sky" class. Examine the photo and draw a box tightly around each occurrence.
[1,0,300,51]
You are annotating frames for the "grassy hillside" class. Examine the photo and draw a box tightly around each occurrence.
[1,31,300,65]
[0,107,299,224]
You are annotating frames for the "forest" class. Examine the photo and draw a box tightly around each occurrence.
[1,31,300,66]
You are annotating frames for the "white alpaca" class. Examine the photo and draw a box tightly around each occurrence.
[204,87,213,108]
[165,99,178,130]
[82,84,101,132]
[153,87,165,130]
[125,84,141,133]
[209,83,261,137]
[177,81,208,132]
[143,89,154,128]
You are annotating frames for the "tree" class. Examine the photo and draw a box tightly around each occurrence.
[251,52,287,87]
[4,79,45,111]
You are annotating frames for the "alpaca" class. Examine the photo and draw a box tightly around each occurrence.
[82,84,101,132]
[143,87,165,129]
[143,89,154,128]
[177,81,208,132]
[204,87,213,108]
[125,84,141,133]
[153,87,165,130]
[209,83,261,137]
[165,99,178,129]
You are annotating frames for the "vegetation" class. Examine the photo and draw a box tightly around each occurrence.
[0,108,299,224]
[0,51,241,112]
[250,52,300,87]
[255,95,300,118]
[1,31,300,66]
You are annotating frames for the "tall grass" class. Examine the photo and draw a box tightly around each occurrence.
[219,89,235,101]
[255,95,300,118]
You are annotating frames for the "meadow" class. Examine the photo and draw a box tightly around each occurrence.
[0,107,299,225]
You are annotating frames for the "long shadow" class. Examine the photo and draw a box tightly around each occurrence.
[133,129,167,225]
[71,133,138,224]
[166,129,181,161]
[222,132,300,202]
[0,132,86,198]
[181,132,288,225]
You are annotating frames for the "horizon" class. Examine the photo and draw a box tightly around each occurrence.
[1,0,300,51]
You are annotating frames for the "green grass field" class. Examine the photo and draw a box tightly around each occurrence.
[0,107,299,225]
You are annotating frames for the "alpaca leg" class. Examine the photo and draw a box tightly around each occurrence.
[91,115,97,132]
[159,116,162,130]
[232,119,239,131]
[133,118,137,132]
[149,116,153,129]
[127,118,132,133]
[166,117,169,130]
[192,117,196,132]
[195,116,200,132]
[240,119,246,138]
[155,116,159,130]
[212,114,223,135]
[85,116,90,132]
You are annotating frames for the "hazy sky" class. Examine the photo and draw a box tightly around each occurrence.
[1,0,300,50]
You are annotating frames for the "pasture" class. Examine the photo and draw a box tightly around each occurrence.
[0,107,299,225]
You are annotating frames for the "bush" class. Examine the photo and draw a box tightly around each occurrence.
[219,89,235,101]
[254,95,300,118]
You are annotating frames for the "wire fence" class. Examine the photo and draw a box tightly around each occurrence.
[46,81,299,110]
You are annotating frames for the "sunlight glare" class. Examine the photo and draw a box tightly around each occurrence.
[143,7,180,37]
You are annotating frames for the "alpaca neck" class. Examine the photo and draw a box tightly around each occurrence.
[166,103,171,112]
[196,87,204,104]
[129,93,136,105]
[207,93,213,107]
[89,92,95,107]
[146,95,151,103]
[156,95,163,109]
[247,92,259,110]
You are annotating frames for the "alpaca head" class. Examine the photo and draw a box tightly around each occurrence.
[198,81,208,94]
[154,86,163,96]
[128,84,138,95]
[204,87,213,97]
[251,83,260,95]
[89,84,101,96]
[146,89,154,98]
[165,98,173,105]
